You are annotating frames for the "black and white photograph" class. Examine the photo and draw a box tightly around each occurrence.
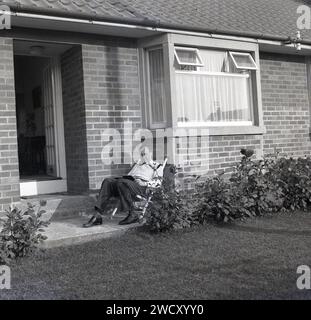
[0,0,311,308]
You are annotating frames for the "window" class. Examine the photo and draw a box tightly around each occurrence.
[140,35,262,133]
[147,48,166,126]
[174,47,204,67]
[174,48,255,126]
[229,52,258,70]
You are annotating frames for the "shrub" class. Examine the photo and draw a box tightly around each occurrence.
[229,155,284,216]
[194,153,283,223]
[146,151,311,230]
[0,203,49,264]
[194,173,250,224]
[145,166,198,232]
[271,157,311,211]
[195,152,311,224]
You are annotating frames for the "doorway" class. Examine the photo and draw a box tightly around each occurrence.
[14,41,68,196]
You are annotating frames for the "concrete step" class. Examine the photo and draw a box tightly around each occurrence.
[20,193,98,221]
[39,215,139,249]
[3,194,138,249]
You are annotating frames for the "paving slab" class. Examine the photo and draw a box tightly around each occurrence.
[2,194,142,249]
[20,193,98,221]
[39,215,140,249]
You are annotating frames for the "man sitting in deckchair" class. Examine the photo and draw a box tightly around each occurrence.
[83,150,162,228]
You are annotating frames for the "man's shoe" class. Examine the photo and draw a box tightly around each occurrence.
[118,213,139,225]
[83,215,103,228]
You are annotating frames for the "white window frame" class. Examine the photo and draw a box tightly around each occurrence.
[174,54,255,127]
[174,47,204,67]
[229,51,258,70]
[177,121,253,128]
[175,70,251,78]
[138,34,265,136]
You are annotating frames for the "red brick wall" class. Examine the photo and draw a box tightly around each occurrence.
[61,46,90,192]
[81,43,142,190]
[0,38,20,212]
[260,52,311,156]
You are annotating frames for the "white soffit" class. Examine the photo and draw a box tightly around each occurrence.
[11,15,159,38]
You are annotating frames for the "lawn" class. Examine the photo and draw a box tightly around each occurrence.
[1,211,311,300]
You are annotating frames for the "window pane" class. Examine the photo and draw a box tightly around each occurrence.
[149,49,166,124]
[199,50,229,72]
[175,73,252,124]
[230,53,257,69]
[175,49,235,73]
[175,49,198,64]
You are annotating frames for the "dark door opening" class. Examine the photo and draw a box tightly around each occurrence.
[14,55,51,180]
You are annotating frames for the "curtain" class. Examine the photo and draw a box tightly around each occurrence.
[199,50,230,72]
[149,49,166,124]
[176,72,252,123]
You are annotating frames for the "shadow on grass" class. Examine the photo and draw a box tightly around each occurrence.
[223,224,311,237]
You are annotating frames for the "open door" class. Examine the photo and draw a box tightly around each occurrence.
[43,62,57,177]
[18,56,67,196]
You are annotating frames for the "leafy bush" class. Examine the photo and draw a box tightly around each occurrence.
[0,203,49,264]
[195,152,311,224]
[195,155,285,223]
[145,165,199,232]
[230,156,284,216]
[271,157,311,211]
[194,174,244,223]
[146,151,311,231]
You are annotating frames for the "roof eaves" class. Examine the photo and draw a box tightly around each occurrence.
[6,2,311,46]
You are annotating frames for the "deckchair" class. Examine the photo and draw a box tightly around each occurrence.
[111,158,168,221]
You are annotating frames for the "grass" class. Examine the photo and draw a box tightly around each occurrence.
[1,211,311,300]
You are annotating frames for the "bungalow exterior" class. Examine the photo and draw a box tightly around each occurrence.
[0,0,311,212]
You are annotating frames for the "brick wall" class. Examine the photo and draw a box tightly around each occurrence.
[61,44,311,192]
[61,46,89,192]
[79,42,261,191]
[81,43,142,190]
[0,38,20,212]
[260,52,311,156]
[172,134,262,188]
